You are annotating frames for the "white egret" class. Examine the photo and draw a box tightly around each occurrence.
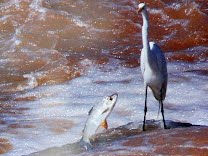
[137,3,168,131]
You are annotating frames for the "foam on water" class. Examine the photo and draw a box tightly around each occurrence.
[2,59,207,155]
[17,73,39,91]
[0,0,207,155]
[30,0,46,13]
[72,18,89,28]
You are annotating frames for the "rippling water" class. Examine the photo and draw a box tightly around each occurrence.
[0,0,207,155]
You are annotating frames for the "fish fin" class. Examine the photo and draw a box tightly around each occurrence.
[88,106,94,115]
[79,138,93,150]
[102,108,109,114]
[101,119,108,129]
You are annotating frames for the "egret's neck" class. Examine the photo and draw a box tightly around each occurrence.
[141,9,150,52]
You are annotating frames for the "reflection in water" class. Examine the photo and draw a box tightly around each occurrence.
[0,0,207,155]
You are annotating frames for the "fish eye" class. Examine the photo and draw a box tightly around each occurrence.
[107,96,113,101]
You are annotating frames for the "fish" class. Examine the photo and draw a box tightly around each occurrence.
[80,93,118,149]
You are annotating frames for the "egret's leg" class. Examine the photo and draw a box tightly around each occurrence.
[160,90,166,129]
[161,101,166,129]
[143,86,148,131]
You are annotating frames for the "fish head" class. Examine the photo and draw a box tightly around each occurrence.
[137,3,146,13]
[101,93,118,116]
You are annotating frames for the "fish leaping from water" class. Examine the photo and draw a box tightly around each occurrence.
[80,93,118,149]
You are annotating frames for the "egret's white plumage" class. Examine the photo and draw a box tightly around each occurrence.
[138,3,168,131]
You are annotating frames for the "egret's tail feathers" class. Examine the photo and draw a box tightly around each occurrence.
[79,138,93,150]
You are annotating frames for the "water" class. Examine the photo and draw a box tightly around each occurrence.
[28,120,205,156]
[0,0,207,155]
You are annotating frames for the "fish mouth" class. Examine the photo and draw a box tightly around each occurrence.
[109,93,118,99]
[108,93,118,104]
[108,93,118,110]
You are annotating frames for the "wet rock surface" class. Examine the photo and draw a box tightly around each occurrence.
[28,120,208,156]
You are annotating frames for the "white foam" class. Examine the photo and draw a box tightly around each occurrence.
[16,72,40,91]
[168,3,182,10]
[72,18,89,28]
[3,61,208,155]
[29,0,46,13]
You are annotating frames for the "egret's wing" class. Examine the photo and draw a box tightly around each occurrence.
[149,42,167,76]
[150,42,168,99]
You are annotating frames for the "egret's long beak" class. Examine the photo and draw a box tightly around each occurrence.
[137,3,146,13]
[137,8,143,13]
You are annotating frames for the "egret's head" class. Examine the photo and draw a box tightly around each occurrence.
[137,3,146,13]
